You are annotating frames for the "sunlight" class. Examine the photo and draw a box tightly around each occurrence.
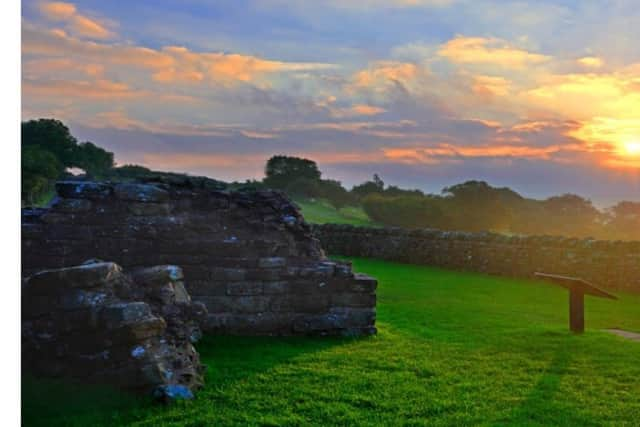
[623,140,640,156]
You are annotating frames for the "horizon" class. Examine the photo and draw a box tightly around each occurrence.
[22,0,640,206]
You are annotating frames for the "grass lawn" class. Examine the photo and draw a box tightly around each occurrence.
[294,198,376,226]
[23,258,640,426]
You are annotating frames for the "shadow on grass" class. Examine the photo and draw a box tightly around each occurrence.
[22,334,356,427]
[496,341,600,426]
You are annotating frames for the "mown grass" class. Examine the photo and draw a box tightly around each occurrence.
[23,258,640,426]
[294,198,376,226]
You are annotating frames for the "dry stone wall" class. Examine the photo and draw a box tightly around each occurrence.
[22,180,377,336]
[22,260,207,400]
[313,224,640,293]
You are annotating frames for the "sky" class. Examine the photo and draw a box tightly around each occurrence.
[21,0,640,206]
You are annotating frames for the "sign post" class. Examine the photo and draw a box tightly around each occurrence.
[534,272,617,334]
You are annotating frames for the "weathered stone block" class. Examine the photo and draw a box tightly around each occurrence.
[232,296,270,313]
[50,198,93,213]
[331,293,376,308]
[27,262,123,294]
[263,281,289,294]
[247,268,283,281]
[211,268,247,281]
[258,257,287,268]
[173,281,191,303]
[226,281,263,296]
[56,181,113,200]
[350,274,378,293]
[270,294,330,313]
[130,265,184,286]
[102,302,152,325]
[114,183,169,203]
[128,203,171,216]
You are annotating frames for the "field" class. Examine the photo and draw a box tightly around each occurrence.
[23,258,640,426]
[294,198,376,226]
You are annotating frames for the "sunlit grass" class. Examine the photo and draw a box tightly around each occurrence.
[294,198,377,226]
[23,258,640,426]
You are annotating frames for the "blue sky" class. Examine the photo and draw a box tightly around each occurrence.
[21,0,640,205]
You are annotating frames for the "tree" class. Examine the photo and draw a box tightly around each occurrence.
[351,174,385,199]
[264,155,322,190]
[362,193,445,229]
[542,194,602,237]
[317,179,354,209]
[74,141,114,177]
[442,180,523,232]
[21,118,116,204]
[606,201,640,240]
[21,145,62,205]
[22,119,78,167]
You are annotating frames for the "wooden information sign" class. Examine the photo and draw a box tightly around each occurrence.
[534,272,617,334]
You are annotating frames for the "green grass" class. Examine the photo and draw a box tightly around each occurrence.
[23,259,640,426]
[294,198,376,226]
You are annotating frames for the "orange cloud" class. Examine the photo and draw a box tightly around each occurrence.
[383,143,572,164]
[472,75,511,98]
[23,26,334,86]
[39,2,76,20]
[352,61,419,89]
[22,78,145,99]
[22,58,104,78]
[69,15,111,39]
[439,36,550,69]
[38,1,113,39]
[326,103,387,118]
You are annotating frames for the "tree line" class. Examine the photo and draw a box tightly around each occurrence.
[22,119,114,205]
[21,119,640,240]
[255,155,640,241]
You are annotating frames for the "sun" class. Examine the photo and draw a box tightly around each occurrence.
[623,140,640,156]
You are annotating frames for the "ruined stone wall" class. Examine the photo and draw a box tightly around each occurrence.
[22,261,207,400]
[22,181,376,336]
[314,224,640,293]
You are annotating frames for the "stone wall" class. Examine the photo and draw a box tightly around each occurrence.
[313,224,640,293]
[22,260,207,400]
[22,180,377,336]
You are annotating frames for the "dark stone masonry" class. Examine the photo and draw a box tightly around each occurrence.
[22,260,207,400]
[22,180,378,337]
[313,224,640,293]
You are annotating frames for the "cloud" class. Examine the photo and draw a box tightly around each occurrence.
[438,36,550,69]
[472,75,511,98]
[351,61,419,89]
[22,25,335,87]
[39,1,76,20]
[38,1,113,39]
[22,78,145,99]
[577,56,604,69]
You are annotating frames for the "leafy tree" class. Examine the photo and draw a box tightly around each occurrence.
[606,201,640,240]
[22,119,78,167]
[362,193,444,229]
[74,141,114,177]
[285,177,322,198]
[21,145,62,205]
[542,194,602,237]
[442,180,523,232]
[264,155,322,190]
[351,174,385,199]
[317,179,354,209]
[21,118,116,204]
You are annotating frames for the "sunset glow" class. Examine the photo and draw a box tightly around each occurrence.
[624,141,640,156]
[21,0,640,203]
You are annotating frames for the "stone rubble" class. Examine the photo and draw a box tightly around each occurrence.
[22,260,207,400]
